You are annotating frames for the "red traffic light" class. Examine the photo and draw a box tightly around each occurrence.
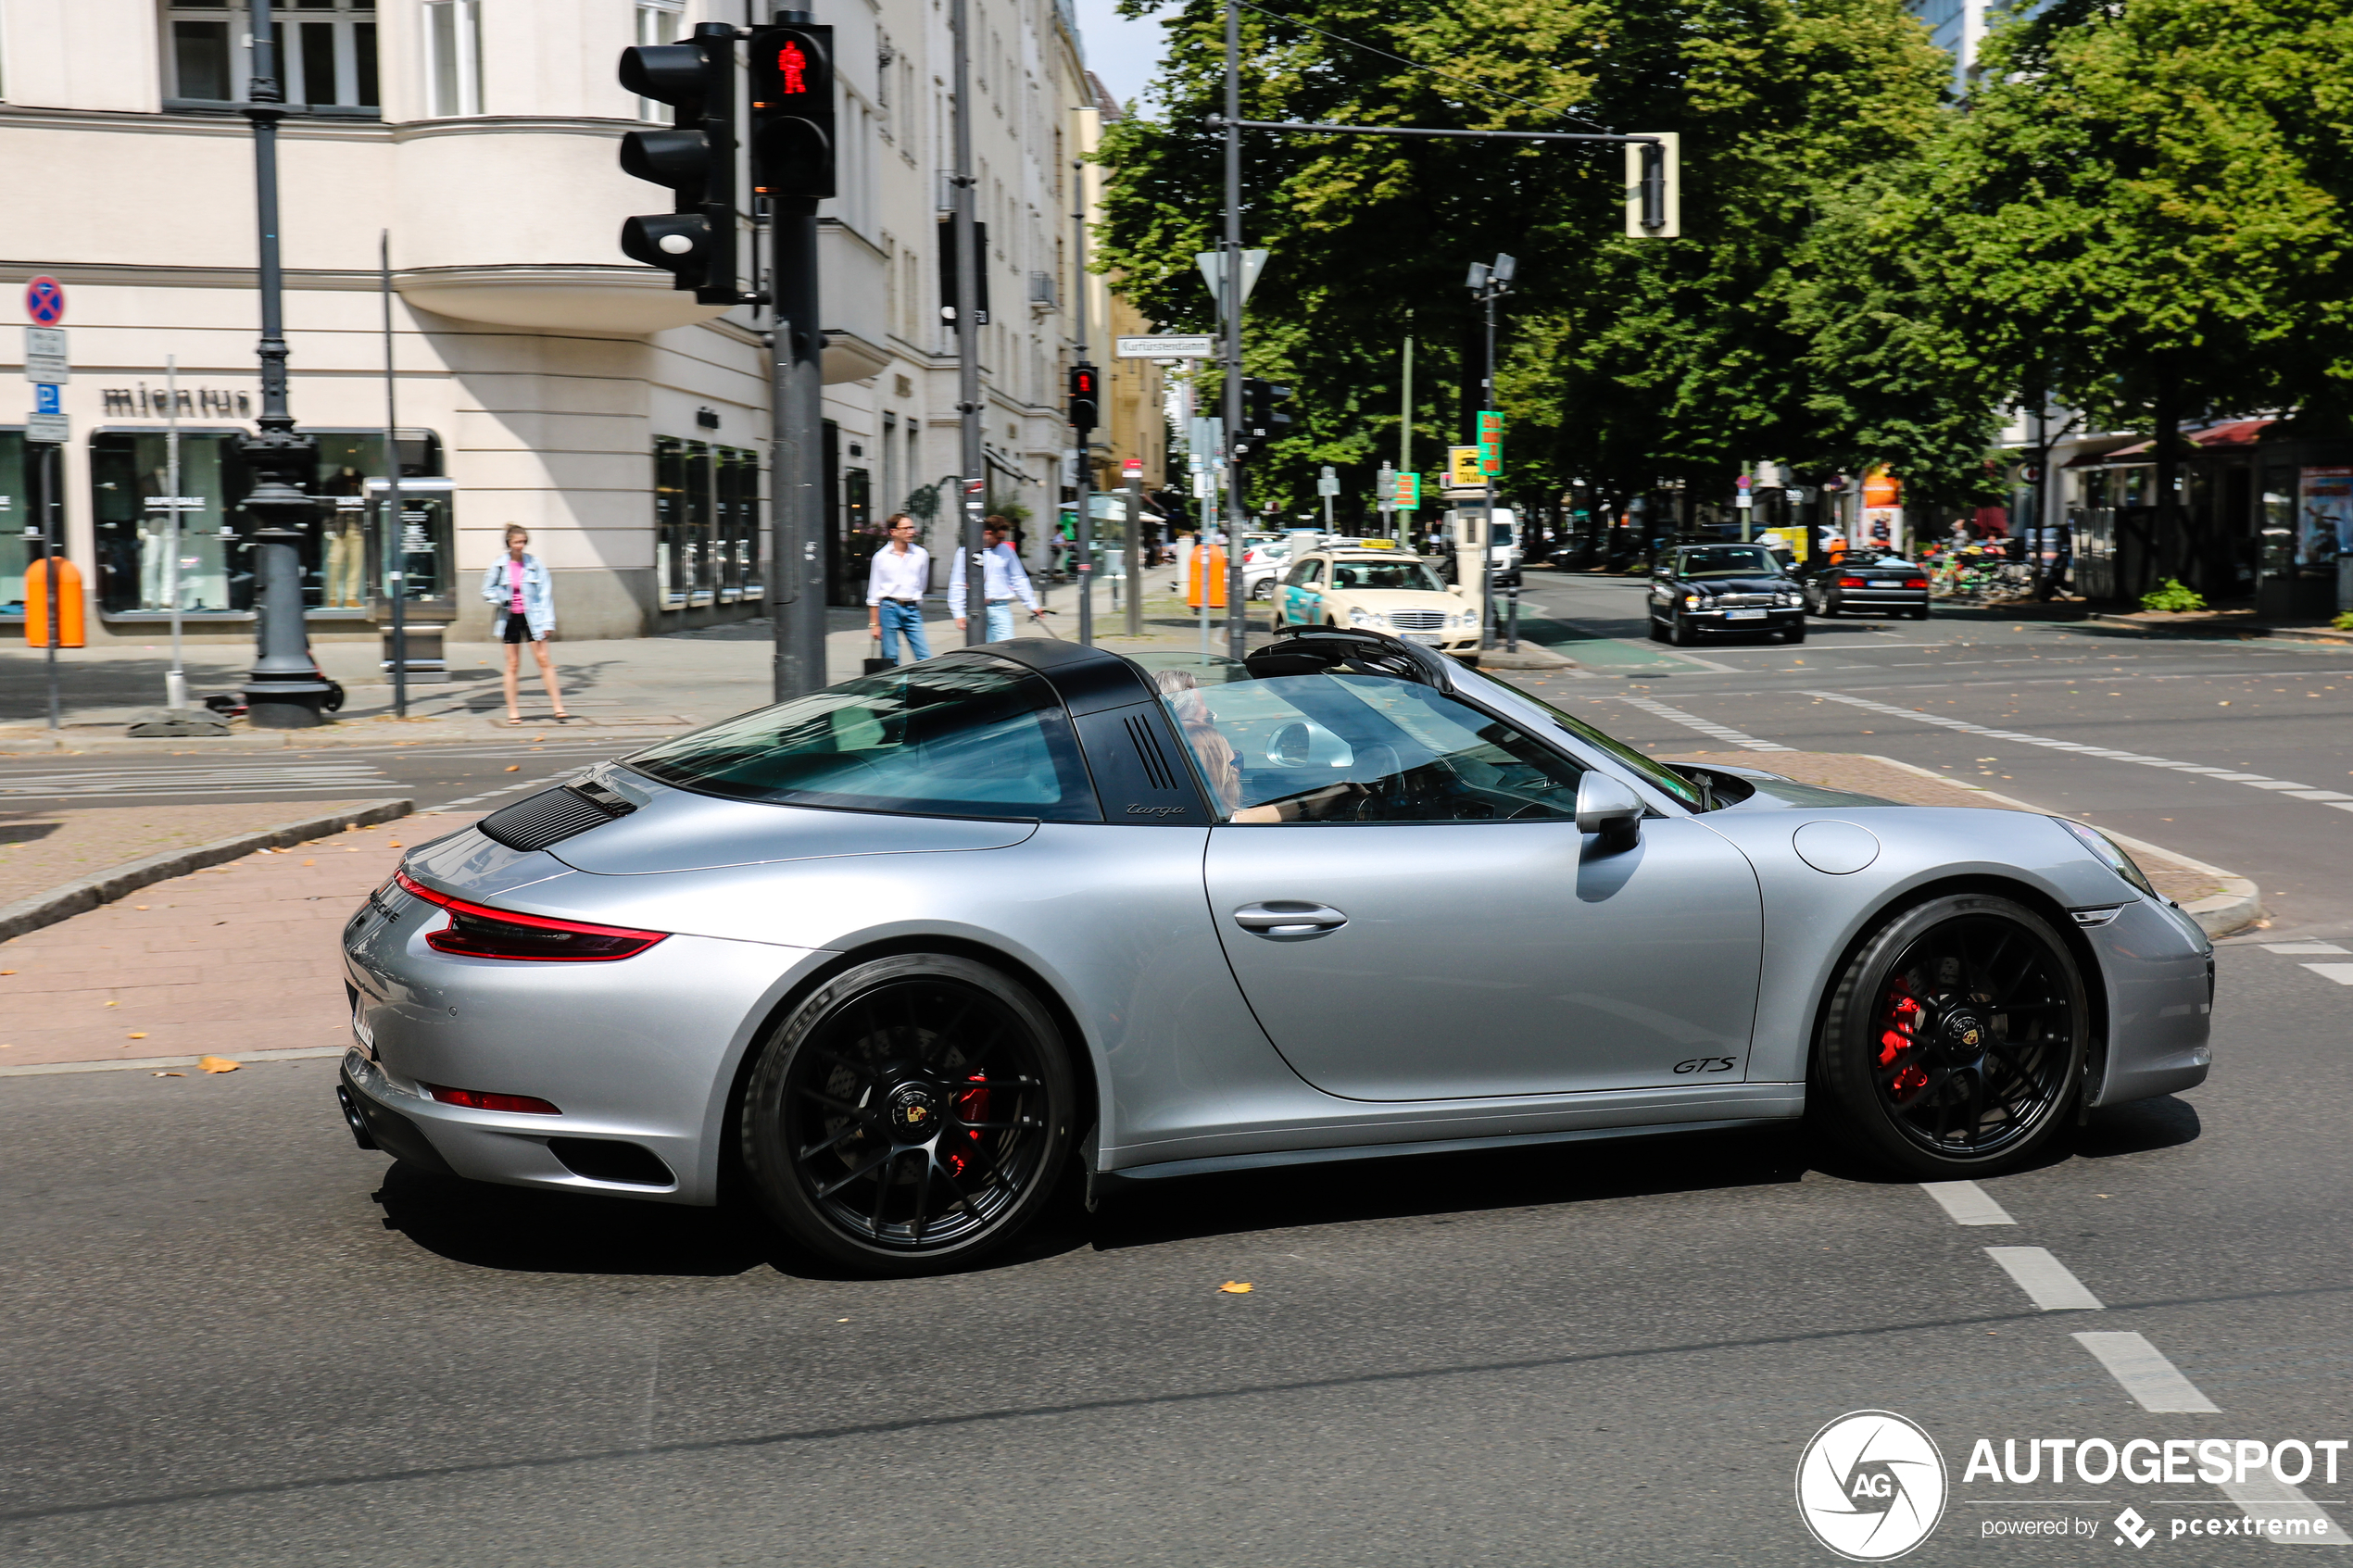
[775,40,812,94]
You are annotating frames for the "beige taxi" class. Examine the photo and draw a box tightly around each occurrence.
[1276,545,1482,655]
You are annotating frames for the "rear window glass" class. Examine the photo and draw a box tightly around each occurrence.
[624,655,1099,821]
[1330,559,1445,592]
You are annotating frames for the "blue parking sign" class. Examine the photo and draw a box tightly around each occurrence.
[34,383,60,415]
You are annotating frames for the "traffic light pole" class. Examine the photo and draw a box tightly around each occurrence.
[771,186,826,699]
[950,0,987,644]
[1221,0,1248,660]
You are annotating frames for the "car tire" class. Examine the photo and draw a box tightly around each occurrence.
[739,953,1076,1275]
[1911,606,1931,621]
[1667,614,1692,646]
[1810,893,2087,1178]
[1250,580,1272,600]
[1646,615,1667,643]
[1780,625,1806,645]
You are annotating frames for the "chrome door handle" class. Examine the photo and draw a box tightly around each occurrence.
[1232,901,1348,937]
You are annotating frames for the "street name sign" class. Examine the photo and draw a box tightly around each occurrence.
[1116,335,1214,359]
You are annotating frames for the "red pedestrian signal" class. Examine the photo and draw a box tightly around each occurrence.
[749,24,835,200]
[777,41,810,94]
[1068,363,1101,433]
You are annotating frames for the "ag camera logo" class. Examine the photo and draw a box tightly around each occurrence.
[1796,1411,1948,1561]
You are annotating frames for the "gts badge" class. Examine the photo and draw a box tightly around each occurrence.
[1673,1056,1737,1074]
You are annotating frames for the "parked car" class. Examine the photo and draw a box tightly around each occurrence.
[1646,544,1807,645]
[1277,547,1482,654]
[1799,554,1932,620]
[338,631,2213,1273]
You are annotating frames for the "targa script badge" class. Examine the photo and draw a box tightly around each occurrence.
[1796,1411,1947,1561]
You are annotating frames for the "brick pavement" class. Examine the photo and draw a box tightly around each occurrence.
[0,809,474,1069]
[0,799,391,909]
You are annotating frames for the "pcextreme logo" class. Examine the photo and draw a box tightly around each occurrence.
[1796,1410,1949,1562]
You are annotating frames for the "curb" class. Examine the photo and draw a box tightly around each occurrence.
[0,797,415,944]
[2086,611,2353,646]
[1466,646,1579,671]
[1857,756,2263,938]
[0,1046,349,1079]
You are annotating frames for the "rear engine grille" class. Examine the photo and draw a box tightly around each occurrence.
[479,785,628,852]
[1390,609,1446,631]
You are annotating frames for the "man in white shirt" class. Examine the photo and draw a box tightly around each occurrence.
[865,514,932,665]
[947,515,1046,642]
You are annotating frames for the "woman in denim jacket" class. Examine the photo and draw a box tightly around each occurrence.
[480,525,572,725]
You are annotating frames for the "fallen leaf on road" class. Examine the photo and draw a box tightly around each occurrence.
[506,765,522,771]
[127,1033,147,1039]
[152,1072,183,1077]
[135,905,149,910]
[196,1056,240,1073]
[1218,1281,1253,1294]
[302,859,315,866]
[387,842,403,848]
[103,1000,118,1008]
[1,971,13,975]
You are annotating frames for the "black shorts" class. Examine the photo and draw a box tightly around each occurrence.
[502,613,535,644]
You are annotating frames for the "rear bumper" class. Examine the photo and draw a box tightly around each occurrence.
[1829,591,1929,614]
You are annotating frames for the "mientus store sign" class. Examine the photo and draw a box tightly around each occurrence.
[1794,1410,2349,1559]
[99,384,253,419]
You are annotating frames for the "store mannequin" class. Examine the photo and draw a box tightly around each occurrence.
[322,466,368,608]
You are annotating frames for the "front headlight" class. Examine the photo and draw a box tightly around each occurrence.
[1348,608,1384,628]
[1780,591,1802,607]
[2055,817,2160,898]
[1683,594,1702,609]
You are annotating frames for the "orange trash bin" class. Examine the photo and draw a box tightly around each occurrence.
[23,556,85,647]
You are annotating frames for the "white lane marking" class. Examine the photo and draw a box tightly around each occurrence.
[1986,1246,2105,1310]
[1920,1180,2015,1225]
[2300,964,2353,986]
[2266,943,2350,954]
[435,771,581,811]
[1800,690,2353,813]
[2071,1331,2221,1412]
[1611,696,1793,752]
[0,763,389,798]
[2217,1475,2353,1545]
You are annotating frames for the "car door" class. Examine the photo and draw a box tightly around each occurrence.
[1189,670,1764,1101]
[1282,558,1325,626]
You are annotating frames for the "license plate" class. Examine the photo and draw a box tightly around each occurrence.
[1402,632,1443,646]
[1871,580,1904,588]
[1726,608,1767,621]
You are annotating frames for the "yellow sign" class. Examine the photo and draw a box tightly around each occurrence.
[1448,446,1484,487]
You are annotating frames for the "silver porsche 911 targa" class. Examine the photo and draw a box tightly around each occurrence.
[337,631,2212,1273]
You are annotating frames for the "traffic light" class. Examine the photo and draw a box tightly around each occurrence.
[937,219,992,327]
[1242,378,1294,440]
[617,22,746,304]
[1067,363,1101,433]
[749,22,834,200]
[1623,132,1681,239]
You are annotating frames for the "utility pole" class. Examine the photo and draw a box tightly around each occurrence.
[378,233,407,719]
[1124,458,1145,638]
[1221,0,1247,659]
[757,14,830,696]
[951,0,987,643]
[236,0,332,728]
[1397,328,1413,547]
[1071,158,1093,646]
[1466,255,1513,652]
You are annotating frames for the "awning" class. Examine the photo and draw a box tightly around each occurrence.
[2067,417,2276,465]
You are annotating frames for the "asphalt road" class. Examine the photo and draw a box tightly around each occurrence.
[0,737,648,814]
[4,578,2349,1566]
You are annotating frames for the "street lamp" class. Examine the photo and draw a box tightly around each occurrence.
[1465,252,1515,649]
[236,0,333,728]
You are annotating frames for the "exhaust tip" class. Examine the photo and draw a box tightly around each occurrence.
[335,1084,381,1151]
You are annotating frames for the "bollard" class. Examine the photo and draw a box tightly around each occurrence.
[1504,586,1519,652]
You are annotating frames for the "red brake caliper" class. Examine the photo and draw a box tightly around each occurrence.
[1882,993,1930,1101]
[945,1074,989,1178]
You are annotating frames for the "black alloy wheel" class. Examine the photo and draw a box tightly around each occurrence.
[1813,894,2087,1176]
[740,954,1075,1273]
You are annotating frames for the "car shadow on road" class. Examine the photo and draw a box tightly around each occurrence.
[372,1163,777,1277]
[1076,1123,1817,1254]
[2072,1094,2202,1158]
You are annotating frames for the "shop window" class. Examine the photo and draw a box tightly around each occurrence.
[164,1,379,112]
[656,438,762,609]
[88,428,440,619]
[424,0,483,117]
[0,433,33,617]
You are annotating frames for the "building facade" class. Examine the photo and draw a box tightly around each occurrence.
[0,0,1149,645]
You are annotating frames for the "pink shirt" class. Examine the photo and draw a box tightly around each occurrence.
[507,558,525,614]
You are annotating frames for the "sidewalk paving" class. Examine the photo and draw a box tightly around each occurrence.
[0,799,396,909]
[0,811,471,1070]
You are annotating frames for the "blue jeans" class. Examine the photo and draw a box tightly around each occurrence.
[876,599,931,664]
[984,599,1015,641]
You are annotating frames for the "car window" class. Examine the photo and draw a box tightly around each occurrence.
[625,654,1099,821]
[1677,546,1778,578]
[1285,560,1322,586]
[1330,560,1445,592]
[1162,670,1587,824]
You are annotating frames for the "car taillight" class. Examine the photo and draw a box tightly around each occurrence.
[396,870,667,961]
[1903,578,1926,589]
[1837,576,1867,587]
[425,1084,562,1115]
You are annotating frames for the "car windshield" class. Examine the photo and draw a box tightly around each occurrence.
[1501,686,1708,809]
[1678,546,1778,579]
[1329,559,1444,592]
[624,654,1099,821]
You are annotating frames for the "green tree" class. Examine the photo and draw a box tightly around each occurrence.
[1097,0,1969,523]
[1886,0,2353,583]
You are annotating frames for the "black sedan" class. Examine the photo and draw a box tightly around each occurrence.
[1645,544,1806,646]
[1798,555,1931,620]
